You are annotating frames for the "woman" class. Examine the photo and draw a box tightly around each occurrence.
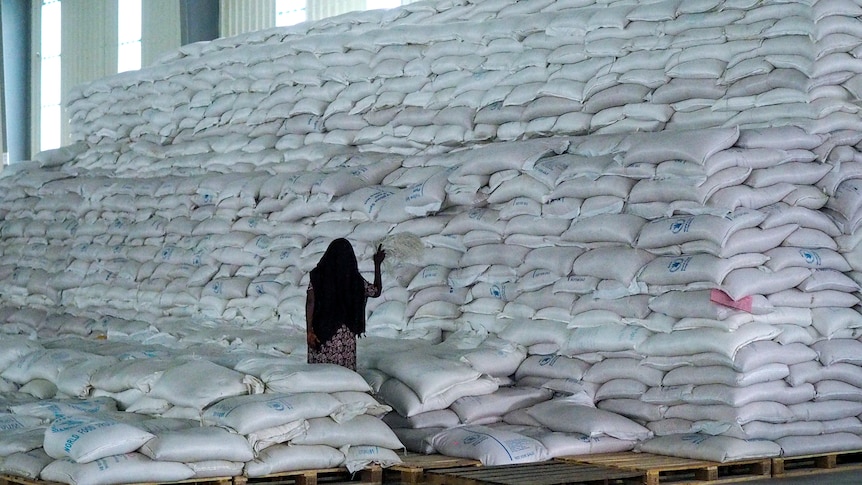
[306,238,385,371]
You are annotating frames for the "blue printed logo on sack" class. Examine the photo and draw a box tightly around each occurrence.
[266,401,286,412]
[50,417,87,433]
[538,355,559,366]
[799,249,821,266]
[463,433,488,446]
[354,446,380,457]
[669,217,692,234]
[490,284,505,299]
[667,256,691,273]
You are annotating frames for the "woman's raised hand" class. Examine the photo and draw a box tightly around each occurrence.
[373,244,386,266]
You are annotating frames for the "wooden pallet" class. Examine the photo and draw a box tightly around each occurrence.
[557,452,771,485]
[235,466,382,485]
[425,461,643,485]
[384,453,482,485]
[0,475,234,485]
[0,476,56,485]
[772,449,862,477]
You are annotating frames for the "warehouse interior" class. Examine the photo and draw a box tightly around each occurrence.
[4,0,862,484]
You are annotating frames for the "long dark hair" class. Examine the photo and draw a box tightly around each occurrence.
[309,238,367,345]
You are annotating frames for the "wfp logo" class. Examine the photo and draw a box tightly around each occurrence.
[463,433,488,445]
[799,249,821,266]
[669,217,693,234]
[667,256,691,273]
[267,401,285,412]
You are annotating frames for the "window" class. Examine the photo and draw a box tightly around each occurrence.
[275,0,306,27]
[366,0,402,9]
[40,0,62,151]
[118,0,142,73]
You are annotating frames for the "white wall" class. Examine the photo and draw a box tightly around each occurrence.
[142,0,181,68]
[220,0,275,39]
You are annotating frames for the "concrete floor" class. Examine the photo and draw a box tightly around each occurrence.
[747,470,862,484]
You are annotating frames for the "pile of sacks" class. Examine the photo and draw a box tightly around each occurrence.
[62,0,862,173]
[0,335,405,483]
[4,0,862,478]
[4,125,862,467]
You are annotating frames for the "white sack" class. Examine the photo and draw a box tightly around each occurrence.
[636,209,765,249]
[1,349,94,385]
[43,414,155,463]
[375,351,482,402]
[639,253,768,287]
[290,415,403,450]
[149,359,263,410]
[583,358,665,387]
[636,434,780,462]
[185,460,244,479]
[514,354,591,381]
[636,324,781,360]
[201,392,343,434]
[565,324,653,354]
[620,127,739,165]
[342,445,402,473]
[0,448,53,479]
[138,425,254,462]
[571,248,655,285]
[243,444,344,477]
[40,453,194,485]
[0,412,44,432]
[236,359,371,393]
[377,375,499,418]
[245,419,309,453]
[663,363,789,387]
[812,339,862,365]
[0,427,46,455]
[721,267,812,300]
[428,425,550,466]
[525,398,653,441]
[330,391,392,422]
[777,433,862,457]
[10,398,118,421]
[449,386,553,424]
[0,337,43,373]
[382,409,460,430]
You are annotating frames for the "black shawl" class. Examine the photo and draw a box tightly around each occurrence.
[309,238,367,346]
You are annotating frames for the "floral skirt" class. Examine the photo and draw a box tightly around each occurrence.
[307,324,357,371]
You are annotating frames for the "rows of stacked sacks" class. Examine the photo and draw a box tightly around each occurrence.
[0,341,405,482]
[64,0,862,174]
[4,0,862,482]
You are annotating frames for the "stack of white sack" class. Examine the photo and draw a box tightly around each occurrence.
[4,123,862,464]
[59,0,862,173]
[3,0,862,467]
[200,383,402,476]
[0,337,404,483]
[620,127,862,460]
[363,332,649,463]
[0,395,199,484]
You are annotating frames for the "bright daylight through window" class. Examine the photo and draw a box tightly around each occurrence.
[118,0,142,73]
[40,0,61,151]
